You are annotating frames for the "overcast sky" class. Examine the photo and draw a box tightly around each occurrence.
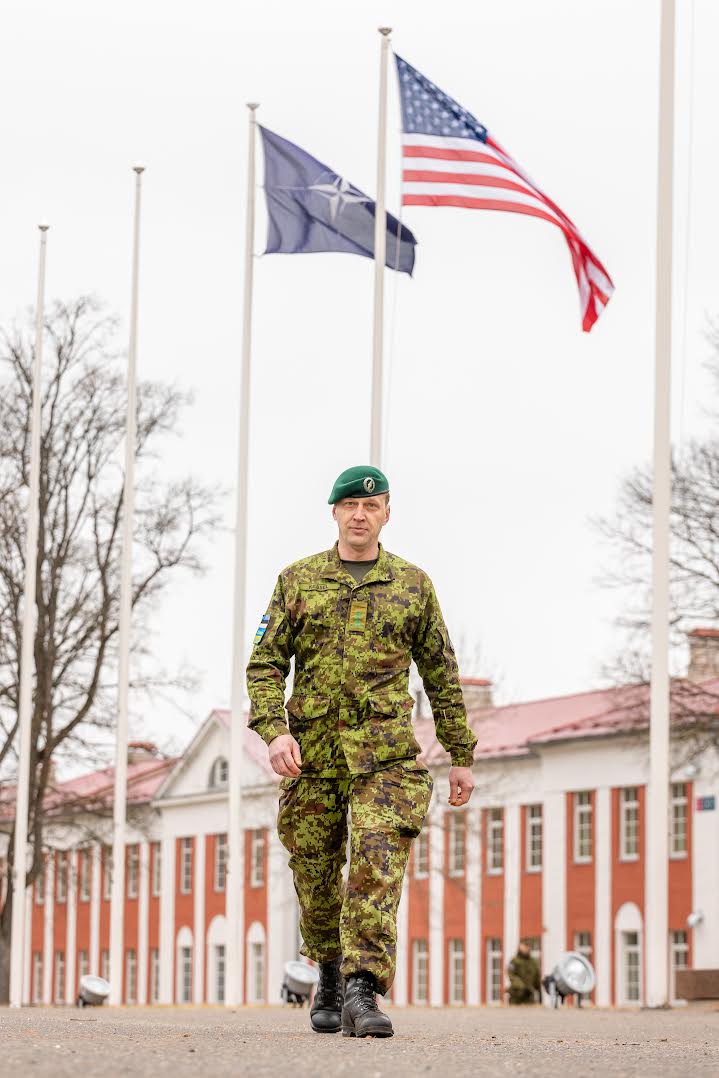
[1,1,716,756]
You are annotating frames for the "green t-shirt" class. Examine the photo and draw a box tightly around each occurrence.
[341,557,378,584]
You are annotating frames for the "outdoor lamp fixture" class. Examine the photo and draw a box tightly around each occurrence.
[542,952,596,1008]
[687,910,704,928]
[281,960,319,1006]
[77,974,111,1007]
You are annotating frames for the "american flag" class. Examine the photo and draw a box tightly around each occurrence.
[395,55,614,332]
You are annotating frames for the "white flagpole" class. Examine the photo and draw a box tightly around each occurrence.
[226,102,259,1008]
[370,26,392,467]
[646,0,675,1009]
[9,223,49,1009]
[109,165,145,1007]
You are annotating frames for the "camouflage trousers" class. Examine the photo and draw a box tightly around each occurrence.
[277,763,433,994]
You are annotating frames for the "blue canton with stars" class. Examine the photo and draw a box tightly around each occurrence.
[395,55,488,143]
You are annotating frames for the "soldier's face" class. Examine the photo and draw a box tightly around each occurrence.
[332,496,390,551]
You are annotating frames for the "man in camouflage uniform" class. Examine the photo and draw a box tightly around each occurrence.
[507,940,541,1004]
[246,465,477,1037]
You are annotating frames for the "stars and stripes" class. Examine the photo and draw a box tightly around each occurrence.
[395,55,614,332]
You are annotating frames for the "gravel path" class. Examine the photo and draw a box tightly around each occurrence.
[1,1004,717,1077]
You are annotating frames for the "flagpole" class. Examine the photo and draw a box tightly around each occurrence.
[646,0,675,1009]
[226,101,259,1009]
[370,26,392,467]
[9,223,49,1009]
[109,164,145,1007]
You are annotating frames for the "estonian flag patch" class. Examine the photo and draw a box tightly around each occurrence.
[254,614,270,645]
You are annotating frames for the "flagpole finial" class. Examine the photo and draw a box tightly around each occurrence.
[246,102,259,111]
[132,163,146,175]
[378,26,392,36]
[38,223,49,232]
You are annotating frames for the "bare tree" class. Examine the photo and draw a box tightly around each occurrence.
[0,296,221,1000]
[595,350,719,757]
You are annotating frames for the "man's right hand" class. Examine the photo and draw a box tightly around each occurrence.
[268,733,303,777]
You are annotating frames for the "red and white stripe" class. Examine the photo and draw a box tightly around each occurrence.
[402,132,614,332]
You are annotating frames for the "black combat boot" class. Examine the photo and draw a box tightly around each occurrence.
[310,957,344,1033]
[341,972,394,1038]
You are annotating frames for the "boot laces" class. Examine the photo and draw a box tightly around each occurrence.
[314,961,343,1010]
[351,976,378,1013]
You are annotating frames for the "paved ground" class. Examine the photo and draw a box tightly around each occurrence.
[1,1004,718,1077]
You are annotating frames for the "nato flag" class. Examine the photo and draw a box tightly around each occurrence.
[259,127,416,275]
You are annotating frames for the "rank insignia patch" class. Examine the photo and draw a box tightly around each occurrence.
[348,599,368,633]
[254,614,270,645]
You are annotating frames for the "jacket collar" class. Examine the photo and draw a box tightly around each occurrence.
[322,542,394,586]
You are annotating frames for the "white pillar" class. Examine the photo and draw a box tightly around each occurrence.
[22,888,32,1005]
[193,834,206,1003]
[89,845,101,975]
[267,828,293,1005]
[66,852,77,1004]
[137,841,150,1004]
[158,835,176,1004]
[542,792,566,978]
[503,804,520,963]
[370,26,392,466]
[429,799,444,1006]
[42,854,54,1004]
[646,0,675,1010]
[594,787,612,1006]
[691,770,719,967]
[110,165,145,1007]
[227,100,259,1009]
[465,804,481,1005]
[9,223,49,1009]
[393,876,409,1005]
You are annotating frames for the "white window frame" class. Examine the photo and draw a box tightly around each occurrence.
[411,939,428,1005]
[35,865,45,906]
[525,804,543,871]
[214,833,228,893]
[151,842,161,897]
[55,950,65,1003]
[179,945,193,1003]
[79,850,90,902]
[670,930,689,1003]
[180,838,193,895]
[101,949,110,983]
[670,783,688,859]
[573,931,592,961]
[150,948,160,1004]
[127,844,139,899]
[78,949,89,982]
[622,930,641,1005]
[103,849,112,901]
[448,813,466,877]
[250,830,265,888]
[487,809,504,874]
[33,952,43,1003]
[573,791,593,863]
[56,852,67,904]
[486,938,502,1004]
[250,941,265,1004]
[414,827,429,878]
[125,948,137,1004]
[215,944,226,1004]
[620,787,640,862]
[448,938,465,1004]
[209,756,229,788]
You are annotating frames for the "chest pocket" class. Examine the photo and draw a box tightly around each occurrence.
[299,582,341,625]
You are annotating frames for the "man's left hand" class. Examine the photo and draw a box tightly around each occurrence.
[448,766,475,806]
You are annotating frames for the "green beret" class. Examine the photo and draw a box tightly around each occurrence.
[328,465,390,504]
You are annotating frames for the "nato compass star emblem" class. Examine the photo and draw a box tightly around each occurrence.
[308,173,370,222]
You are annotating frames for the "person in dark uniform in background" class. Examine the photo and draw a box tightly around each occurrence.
[507,940,541,1004]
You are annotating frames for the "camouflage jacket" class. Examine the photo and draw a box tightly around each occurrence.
[246,543,477,777]
[507,953,541,992]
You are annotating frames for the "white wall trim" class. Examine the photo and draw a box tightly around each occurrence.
[393,874,409,1005]
[42,853,54,1004]
[465,804,481,1005]
[542,791,566,995]
[193,833,206,1003]
[503,804,520,965]
[65,851,77,1004]
[137,841,150,1004]
[90,844,101,975]
[429,800,444,1006]
[158,835,176,1003]
[594,787,611,1006]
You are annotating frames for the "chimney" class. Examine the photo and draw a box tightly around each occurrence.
[687,629,719,682]
[461,677,493,710]
[127,740,158,764]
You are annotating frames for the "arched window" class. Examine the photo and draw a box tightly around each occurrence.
[209,756,229,789]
